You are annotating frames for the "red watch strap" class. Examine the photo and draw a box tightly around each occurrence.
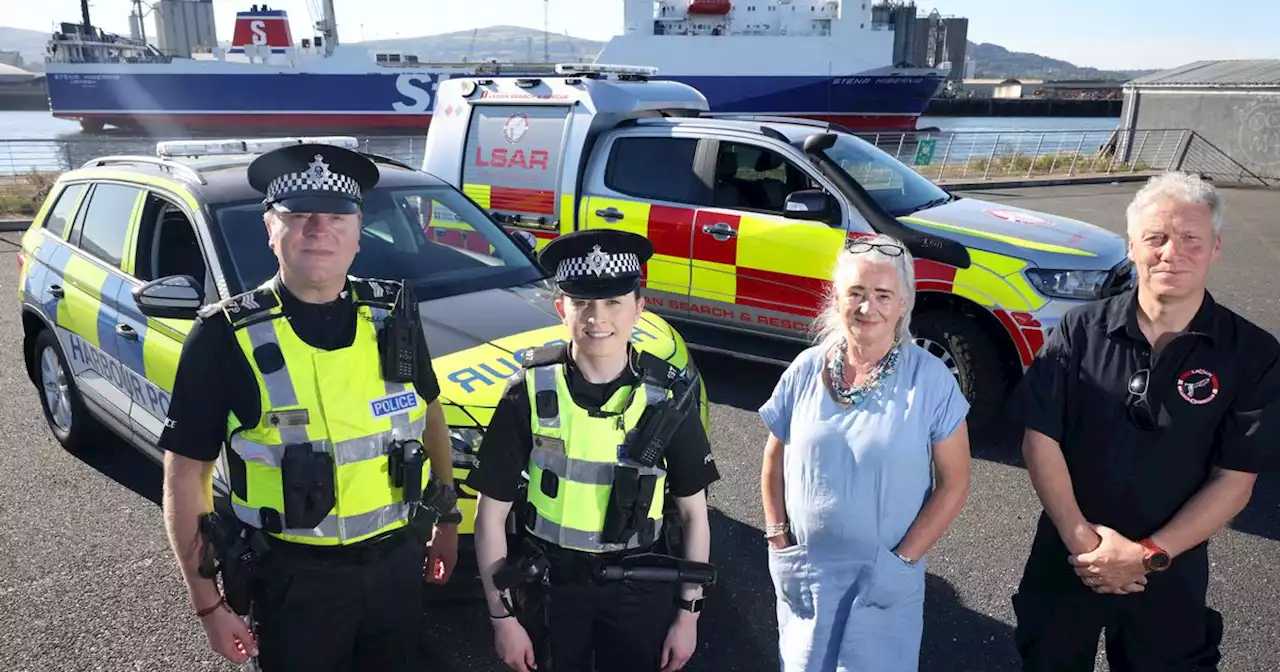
[1139,538,1167,556]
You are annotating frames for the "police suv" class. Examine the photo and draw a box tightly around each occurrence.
[16,135,708,553]
[422,64,1137,427]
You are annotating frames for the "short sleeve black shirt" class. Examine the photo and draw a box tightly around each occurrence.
[465,346,721,503]
[1009,288,1280,545]
[159,281,441,462]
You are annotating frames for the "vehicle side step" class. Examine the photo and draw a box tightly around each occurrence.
[667,319,811,368]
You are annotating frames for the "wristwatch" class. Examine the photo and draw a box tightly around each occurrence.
[1139,538,1171,572]
[676,597,705,614]
[437,508,463,525]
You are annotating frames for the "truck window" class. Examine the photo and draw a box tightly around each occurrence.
[461,105,570,230]
[712,141,818,215]
[604,137,699,204]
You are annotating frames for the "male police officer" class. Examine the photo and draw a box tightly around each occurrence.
[468,230,721,672]
[160,142,459,672]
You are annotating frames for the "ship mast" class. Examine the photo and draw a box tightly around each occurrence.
[80,0,91,29]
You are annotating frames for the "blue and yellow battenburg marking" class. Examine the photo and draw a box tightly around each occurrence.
[23,232,189,424]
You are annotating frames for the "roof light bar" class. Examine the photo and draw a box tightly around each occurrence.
[155,135,360,158]
[554,63,659,77]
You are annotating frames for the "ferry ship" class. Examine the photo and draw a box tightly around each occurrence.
[42,0,948,134]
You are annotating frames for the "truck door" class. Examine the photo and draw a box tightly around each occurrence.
[580,133,703,318]
[460,103,573,252]
[690,139,850,340]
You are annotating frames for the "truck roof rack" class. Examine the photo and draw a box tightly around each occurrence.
[554,62,659,80]
[79,155,207,185]
[698,113,859,136]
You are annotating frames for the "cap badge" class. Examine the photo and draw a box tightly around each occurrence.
[586,245,609,277]
[307,154,330,188]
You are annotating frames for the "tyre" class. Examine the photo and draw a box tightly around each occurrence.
[911,311,1009,431]
[32,328,104,452]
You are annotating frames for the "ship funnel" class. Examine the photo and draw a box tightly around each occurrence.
[229,6,294,55]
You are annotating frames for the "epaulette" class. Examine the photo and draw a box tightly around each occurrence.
[518,343,570,369]
[349,277,401,309]
[202,286,280,329]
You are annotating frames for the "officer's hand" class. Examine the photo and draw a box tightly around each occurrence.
[1068,524,1149,594]
[200,605,258,664]
[493,618,537,672]
[660,610,698,672]
[425,523,458,584]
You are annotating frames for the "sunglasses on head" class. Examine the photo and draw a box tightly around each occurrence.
[846,241,905,257]
[1126,368,1158,430]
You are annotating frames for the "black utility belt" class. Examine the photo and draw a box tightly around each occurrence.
[262,527,414,566]
[276,439,426,531]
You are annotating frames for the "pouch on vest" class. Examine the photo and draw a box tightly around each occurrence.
[388,439,425,503]
[280,443,336,529]
[601,466,641,544]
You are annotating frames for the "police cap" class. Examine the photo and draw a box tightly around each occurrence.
[538,229,653,300]
[247,142,379,215]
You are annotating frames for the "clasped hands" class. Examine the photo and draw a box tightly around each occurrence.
[1067,523,1150,595]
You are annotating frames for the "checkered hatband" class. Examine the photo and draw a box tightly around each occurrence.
[555,244,642,281]
[266,154,362,202]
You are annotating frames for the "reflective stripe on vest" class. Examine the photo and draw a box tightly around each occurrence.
[524,363,669,553]
[226,283,428,546]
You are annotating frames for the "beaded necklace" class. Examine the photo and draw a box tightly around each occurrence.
[826,337,901,409]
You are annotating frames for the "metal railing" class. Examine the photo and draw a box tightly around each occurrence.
[857,128,1269,187]
[0,127,1269,188]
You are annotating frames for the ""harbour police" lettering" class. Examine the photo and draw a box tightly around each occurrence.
[65,331,171,420]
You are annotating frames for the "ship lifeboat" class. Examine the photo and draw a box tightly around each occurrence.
[688,0,731,15]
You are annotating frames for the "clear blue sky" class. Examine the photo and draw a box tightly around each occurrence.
[9,0,1280,70]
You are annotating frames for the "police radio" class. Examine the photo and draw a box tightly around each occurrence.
[626,371,700,468]
[380,280,418,383]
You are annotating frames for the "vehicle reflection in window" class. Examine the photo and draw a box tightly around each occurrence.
[210,185,546,299]
[811,134,954,217]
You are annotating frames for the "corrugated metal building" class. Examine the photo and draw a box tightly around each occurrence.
[1120,60,1280,180]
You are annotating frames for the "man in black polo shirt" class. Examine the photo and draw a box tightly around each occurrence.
[1009,172,1280,671]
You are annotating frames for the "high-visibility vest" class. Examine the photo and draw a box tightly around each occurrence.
[523,359,672,553]
[217,276,428,546]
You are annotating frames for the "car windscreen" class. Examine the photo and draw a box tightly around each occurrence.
[814,134,953,217]
[210,184,547,298]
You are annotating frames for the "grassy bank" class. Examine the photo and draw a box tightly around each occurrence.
[0,171,58,220]
[919,151,1155,183]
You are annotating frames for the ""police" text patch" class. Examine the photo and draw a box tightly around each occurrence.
[370,390,419,418]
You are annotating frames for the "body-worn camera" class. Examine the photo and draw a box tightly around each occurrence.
[388,439,426,502]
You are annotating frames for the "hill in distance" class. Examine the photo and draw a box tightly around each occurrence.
[967,41,1156,81]
[3,23,1158,81]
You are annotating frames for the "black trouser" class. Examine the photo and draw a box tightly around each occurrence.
[248,529,426,672]
[1012,522,1223,672]
[517,572,679,672]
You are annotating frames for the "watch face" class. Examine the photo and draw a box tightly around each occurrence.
[1149,552,1171,570]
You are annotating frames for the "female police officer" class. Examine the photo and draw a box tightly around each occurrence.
[159,142,458,672]
[467,229,721,672]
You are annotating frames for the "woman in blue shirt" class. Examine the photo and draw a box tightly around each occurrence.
[759,233,973,672]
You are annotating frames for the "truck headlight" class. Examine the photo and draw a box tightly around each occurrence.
[1025,269,1110,301]
[449,427,483,468]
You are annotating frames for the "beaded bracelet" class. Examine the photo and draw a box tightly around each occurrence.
[764,521,789,539]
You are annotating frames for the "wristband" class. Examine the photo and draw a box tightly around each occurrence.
[196,595,227,618]
[764,521,789,538]
[489,612,516,620]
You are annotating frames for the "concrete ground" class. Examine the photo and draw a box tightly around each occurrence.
[0,182,1277,672]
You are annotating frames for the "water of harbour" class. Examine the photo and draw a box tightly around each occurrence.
[0,110,1122,174]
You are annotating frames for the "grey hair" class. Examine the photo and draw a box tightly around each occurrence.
[812,233,916,348]
[1125,172,1224,238]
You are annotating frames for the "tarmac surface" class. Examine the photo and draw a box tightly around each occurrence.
[1,182,1278,672]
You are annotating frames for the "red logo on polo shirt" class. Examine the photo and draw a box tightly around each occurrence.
[1177,369,1219,405]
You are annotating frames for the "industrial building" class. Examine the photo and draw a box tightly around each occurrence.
[871,1,969,82]
[129,0,217,58]
[1120,60,1280,181]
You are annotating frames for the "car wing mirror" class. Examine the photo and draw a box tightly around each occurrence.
[783,189,839,225]
[132,275,205,320]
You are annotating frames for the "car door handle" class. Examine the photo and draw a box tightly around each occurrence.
[114,323,138,341]
[700,222,738,241]
[48,284,64,299]
[595,207,624,221]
